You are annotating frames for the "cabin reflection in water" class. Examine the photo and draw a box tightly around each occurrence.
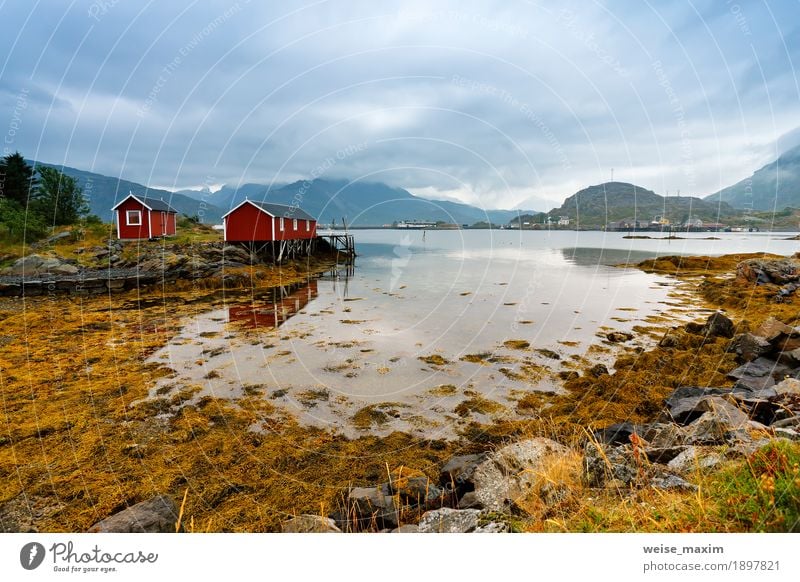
[227,279,319,329]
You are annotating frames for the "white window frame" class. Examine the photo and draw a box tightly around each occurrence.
[126,210,142,226]
[280,217,285,231]
[306,220,310,232]
[293,218,298,230]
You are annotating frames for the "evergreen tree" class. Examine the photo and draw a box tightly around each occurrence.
[0,152,38,206]
[34,166,88,226]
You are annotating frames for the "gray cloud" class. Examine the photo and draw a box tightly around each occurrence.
[1,0,798,209]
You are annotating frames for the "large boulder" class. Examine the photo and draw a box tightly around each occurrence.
[282,515,341,533]
[470,438,569,511]
[87,495,179,533]
[3,255,46,275]
[702,312,735,339]
[418,508,480,533]
[728,333,773,362]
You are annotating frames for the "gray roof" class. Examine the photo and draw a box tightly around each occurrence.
[139,197,178,213]
[247,200,316,221]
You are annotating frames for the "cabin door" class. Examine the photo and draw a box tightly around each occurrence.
[161,212,167,235]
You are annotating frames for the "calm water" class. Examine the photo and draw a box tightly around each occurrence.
[147,230,799,437]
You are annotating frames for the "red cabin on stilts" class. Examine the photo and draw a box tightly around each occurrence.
[222,200,317,242]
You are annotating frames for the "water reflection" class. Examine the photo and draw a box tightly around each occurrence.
[561,247,671,268]
[228,279,319,329]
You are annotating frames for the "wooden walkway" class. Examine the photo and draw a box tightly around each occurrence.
[234,233,355,264]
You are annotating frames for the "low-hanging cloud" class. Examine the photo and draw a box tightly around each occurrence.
[0,0,797,209]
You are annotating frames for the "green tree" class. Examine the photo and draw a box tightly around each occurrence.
[0,151,38,206]
[34,166,89,226]
[0,197,47,241]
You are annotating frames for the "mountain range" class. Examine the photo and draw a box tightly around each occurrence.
[705,143,800,210]
[31,143,800,228]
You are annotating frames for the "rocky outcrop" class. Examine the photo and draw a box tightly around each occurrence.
[87,495,179,533]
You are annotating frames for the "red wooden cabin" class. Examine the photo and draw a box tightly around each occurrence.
[222,200,317,242]
[113,193,178,240]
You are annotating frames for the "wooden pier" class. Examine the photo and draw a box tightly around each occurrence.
[317,231,356,257]
[235,232,355,264]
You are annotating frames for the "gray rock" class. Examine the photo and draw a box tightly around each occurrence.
[773,428,800,441]
[642,423,686,448]
[392,524,420,533]
[755,316,796,341]
[457,491,481,509]
[738,259,800,285]
[439,453,487,491]
[665,386,748,425]
[772,415,800,429]
[281,515,341,533]
[583,442,638,487]
[589,363,609,377]
[606,331,634,343]
[4,254,46,275]
[774,378,800,396]
[728,333,773,362]
[87,495,179,533]
[778,348,800,366]
[728,358,791,392]
[347,485,398,529]
[50,263,79,275]
[471,438,569,511]
[418,508,480,533]
[667,446,724,474]
[650,474,697,491]
[703,312,735,339]
[685,400,749,445]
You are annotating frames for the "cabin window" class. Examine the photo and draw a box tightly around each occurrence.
[126,210,142,226]
[293,218,298,230]
[306,221,310,232]
[280,217,285,231]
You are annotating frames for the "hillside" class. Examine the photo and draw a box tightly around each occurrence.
[29,162,227,223]
[542,182,737,227]
[191,179,526,226]
[705,144,800,210]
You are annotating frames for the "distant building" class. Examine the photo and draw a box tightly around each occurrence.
[684,217,703,228]
[112,192,178,240]
[557,216,570,226]
[396,221,436,229]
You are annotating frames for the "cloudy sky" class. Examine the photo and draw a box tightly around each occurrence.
[1,1,798,210]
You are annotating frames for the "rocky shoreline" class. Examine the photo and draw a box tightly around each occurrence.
[0,241,335,296]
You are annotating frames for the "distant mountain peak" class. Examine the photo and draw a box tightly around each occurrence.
[705,143,800,211]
